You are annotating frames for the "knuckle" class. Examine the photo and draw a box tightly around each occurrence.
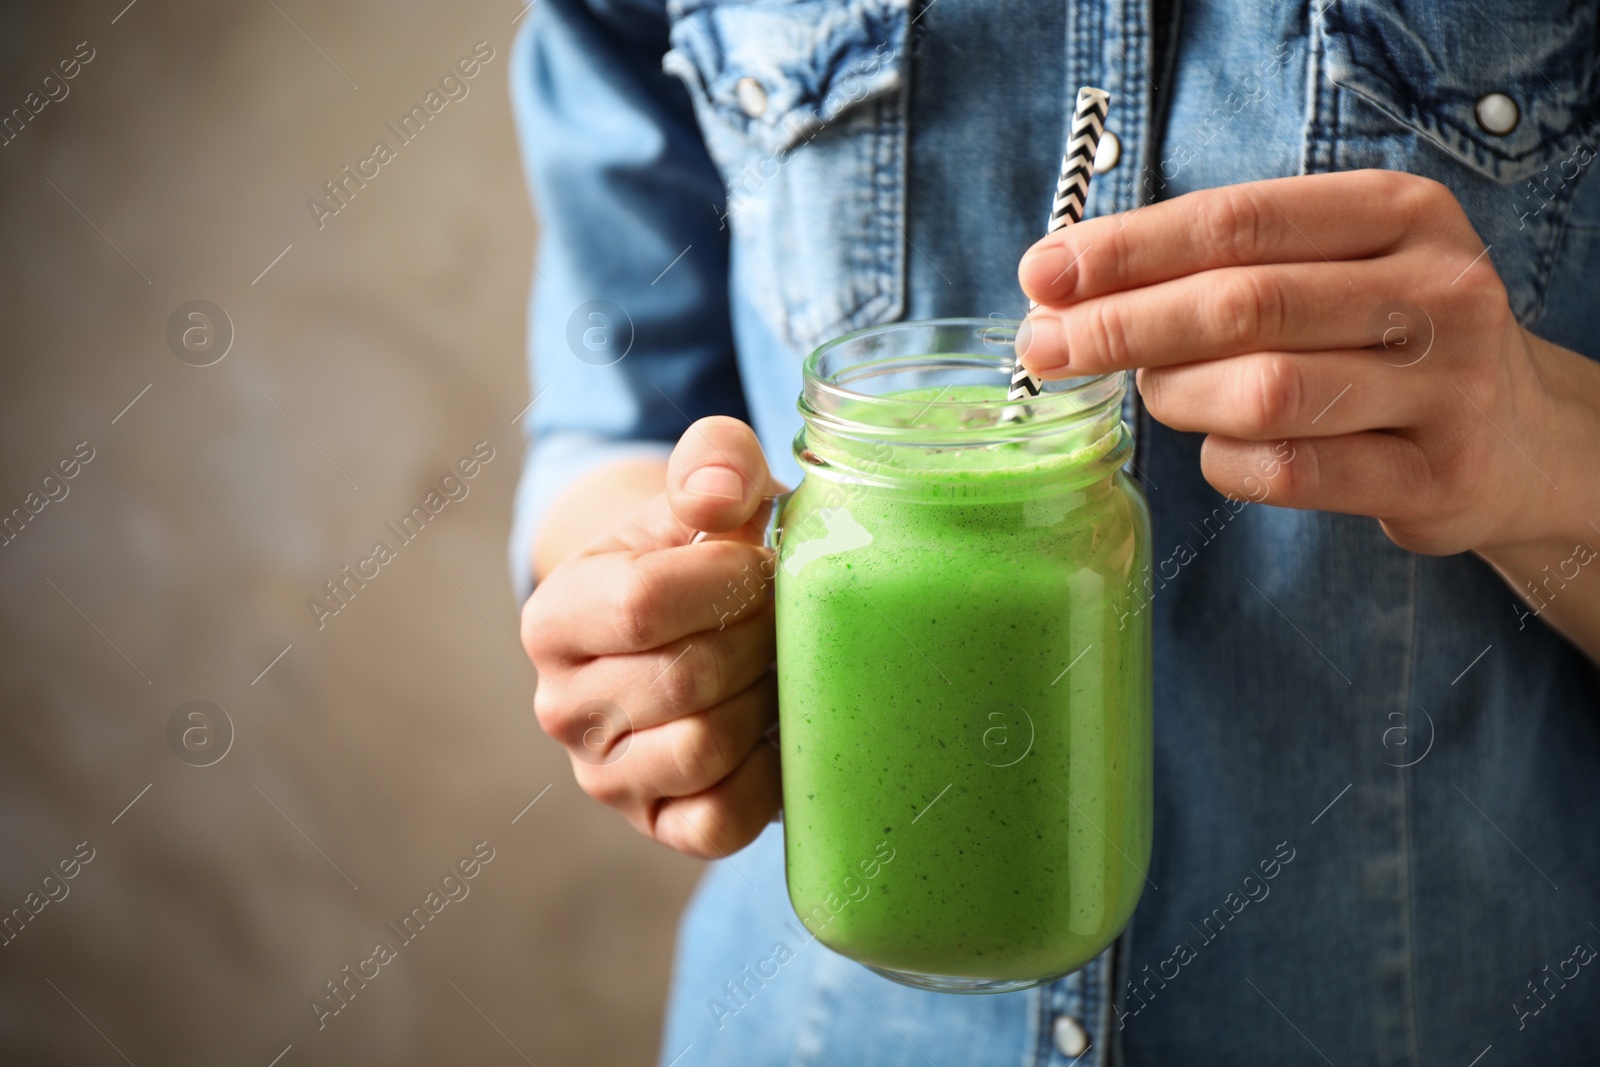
[1384,172,1452,236]
[1133,368,1164,417]
[669,716,729,794]
[697,639,727,703]
[1215,268,1283,347]
[571,758,630,808]
[532,685,572,744]
[1195,189,1242,254]
[1450,351,1503,420]
[1105,225,1135,291]
[1081,300,1134,369]
[611,556,664,649]
[1198,186,1268,263]
[678,804,739,858]
[1271,439,1313,501]
[1245,355,1303,436]
[1079,227,1129,298]
[1427,419,1484,506]
[519,590,557,665]
[1367,167,1418,202]
[1397,172,1444,211]
[1383,445,1456,545]
[654,645,710,713]
[1452,258,1511,315]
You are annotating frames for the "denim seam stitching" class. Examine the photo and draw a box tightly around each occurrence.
[1327,75,1343,175]
[1076,951,1102,1067]
[1113,0,1131,215]
[860,95,894,327]
[1302,6,1333,176]
[1128,0,1148,217]
[1138,0,1179,211]
[1023,982,1044,1067]
[882,53,908,325]
[1069,0,1095,143]
[787,71,905,348]
[1399,551,1423,1067]
[1093,944,1113,1067]
[1525,167,1580,327]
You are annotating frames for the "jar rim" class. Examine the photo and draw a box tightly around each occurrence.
[801,317,1125,445]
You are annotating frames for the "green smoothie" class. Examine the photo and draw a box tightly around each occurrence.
[776,384,1152,984]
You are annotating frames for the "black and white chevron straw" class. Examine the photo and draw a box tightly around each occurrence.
[1007,86,1112,406]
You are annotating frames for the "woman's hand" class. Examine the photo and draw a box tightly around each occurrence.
[1017,169,1600,655]
[521,417,784,857]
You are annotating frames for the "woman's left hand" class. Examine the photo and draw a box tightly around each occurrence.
[1016,169,1600,655]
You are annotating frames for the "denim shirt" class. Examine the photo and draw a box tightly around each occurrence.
[510,1,1600,1064]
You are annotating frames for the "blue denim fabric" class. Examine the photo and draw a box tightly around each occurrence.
[510,1,1600,1063]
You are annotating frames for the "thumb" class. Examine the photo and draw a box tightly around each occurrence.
[666,416,781,535]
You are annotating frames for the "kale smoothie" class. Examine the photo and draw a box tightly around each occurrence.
[775,377,1152,990]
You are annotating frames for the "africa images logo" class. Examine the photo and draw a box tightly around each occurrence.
[306,441,495,630]
[306,41,496,230]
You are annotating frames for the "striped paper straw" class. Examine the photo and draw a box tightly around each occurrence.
[1008,86,1113,405]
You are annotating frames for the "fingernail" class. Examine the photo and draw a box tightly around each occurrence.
[685,465,747,502]
[1021,244,1075,296]
[1016,315,1065,371]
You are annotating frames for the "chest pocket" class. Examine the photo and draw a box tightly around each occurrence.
[664,0,911,354]
[1317,0,1600,322]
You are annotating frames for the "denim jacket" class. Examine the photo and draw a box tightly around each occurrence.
[510,1,1600,1063]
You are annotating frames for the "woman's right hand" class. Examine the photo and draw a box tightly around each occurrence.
[520,417,785,858]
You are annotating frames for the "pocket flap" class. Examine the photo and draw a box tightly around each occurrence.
[664,0,911,158]
[1321,0,1600,182]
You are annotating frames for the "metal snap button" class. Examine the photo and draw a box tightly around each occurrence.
[1474,92,1519,135]
[1053,1014,1090,1057]
[1093,130,1121,174]
[735,76,768,118]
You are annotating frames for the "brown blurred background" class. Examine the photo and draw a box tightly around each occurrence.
[0,2,700,1063]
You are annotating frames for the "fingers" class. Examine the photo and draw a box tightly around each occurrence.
[525,537,774,660]
[651,738,783,859]
[572,672,778,808]
[522,415,787,861]
[1138,352,1419,439]
[1018,260,1378,376]
[1018,170,1432,306]
[667,416,784,535]
[1200,432,1434,523]
[546,606,776,736]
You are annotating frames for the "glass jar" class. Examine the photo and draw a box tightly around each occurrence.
[773,318,1152,994]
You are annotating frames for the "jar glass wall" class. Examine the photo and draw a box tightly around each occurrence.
[774,319,1153,994]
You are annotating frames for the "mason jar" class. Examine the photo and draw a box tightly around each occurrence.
[773,318,1153,993]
